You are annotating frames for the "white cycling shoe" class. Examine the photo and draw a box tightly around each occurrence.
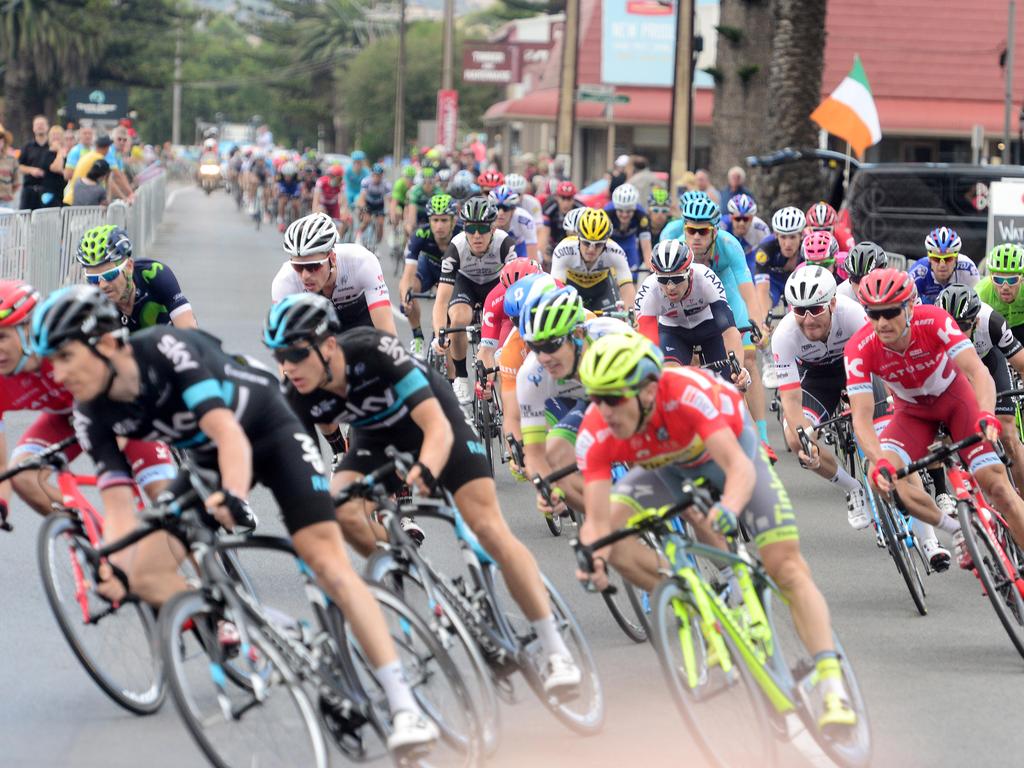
[935,492,957,517]
[846,487,871,530]
[921,537,951,572]
[542,653,582,695]
[387,710,438,753]
[452,377,472,405]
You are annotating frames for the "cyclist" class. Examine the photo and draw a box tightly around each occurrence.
[908,226,978,304]
[603,183,653,275]
[276,161,302,233]
[506,172,543,227]
[806,201,854,251]
[299,164,318,214]
[431,197,516,404]
[976,243,1024,344]
[723,193,771,271]
[836,241,887,301]
[312,164,346,223]
[559,207,585,241]
[646,188,673,243]
[801,230,840,273]
[479,258,542,372]
[403,167,439,237]
[937,284,1024,491]
[635,240,750,389]
[770,267,888,533]
[574,331,858,732]
[344,150,369,209]
[446,169,479,205]
[76,225,197,331]
[550,208,635,312]
[844,268,1024,571]
[31,286,439,752]
[489,184,539,261]
[0,280,176,523]
[476,169,504,195]
[267,294,582,695]
[272,213,396,335]
[754,206,806,313]
[356,163,390,245]
[517,285,630,518]
[389,164,418,226]
[539,181,583,259]
[399,193,462,357]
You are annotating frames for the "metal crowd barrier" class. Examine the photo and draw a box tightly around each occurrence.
[0,172,168,294]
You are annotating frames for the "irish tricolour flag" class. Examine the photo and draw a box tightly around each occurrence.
[810,55,882,158]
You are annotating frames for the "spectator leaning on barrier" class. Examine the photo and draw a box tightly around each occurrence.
[18,115,57,210]
[0,124,18,208]
[72,159,110,207]
[65,136,133,205]
[719,165,752,213]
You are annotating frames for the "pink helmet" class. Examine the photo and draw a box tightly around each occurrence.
[801,230,839,266]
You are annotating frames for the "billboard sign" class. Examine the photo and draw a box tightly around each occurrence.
[67,87,128,122]
[987,179,1024,256]
[436,89,459,151]
[463,45,515,84]
[601,0,678,87]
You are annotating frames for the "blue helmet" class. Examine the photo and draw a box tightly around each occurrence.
[263,293,339,349]
[488,184,521,209]
[351,150,366,161]
[925,226,962,256]
[504,273,554,320]
[727,193,757,217]
[682,193,721,226]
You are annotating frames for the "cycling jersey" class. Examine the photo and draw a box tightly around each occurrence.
[976,276,1024,333]
[516,317,630,445]
[658,218,684,243]
[635,265,730,334]
[277,177,301,198]
[835,278,857,302]
[391,177,411,207]
[520,194,543,225]
[315,176,343,218]
[123,259,192,331]
[0,359,72,422]
[498,328,530,396]
[722,215,771,273]
[908,255,979,304]
[407,184,439,227]
[344,164,369,207]
[404,226,460,267]
[500,206,538,258]
[359,176,390,213]
[271,243,390,329]
[971,303,1022,360]
[603,204,652,271]
[479,282,514,350]
[542,198,583,252]
[550,238,632,290]
[440,229,516,286]
[696,229,755,342]
[773,296,866,390]
[287,327,490,494]
[754,237,803,308]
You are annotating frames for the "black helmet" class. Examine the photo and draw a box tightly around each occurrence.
[844,241,888,279]
[936,284,982,325]
[263,293,340,349]
[30,285,124,357]
[459,196,497,225]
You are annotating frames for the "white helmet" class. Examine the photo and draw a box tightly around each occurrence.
[281,161,298,176]
[611,183,639,210]
[772,206,806,235]
[284,212,338,257]
[505,173,527,194]
[784,265,836,308]
[562,207,584,236]
[204,138,216,149]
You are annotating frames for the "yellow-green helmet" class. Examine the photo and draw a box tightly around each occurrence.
[76,225,132,267]
[519,285,585,342]
[987,243,1024,274]
[579,330,664,395]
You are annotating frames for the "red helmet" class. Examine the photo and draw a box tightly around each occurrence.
[556,181,577,198]
[499,258,541,289]
[856,268,915,306]
[800,231,839,265]
[806,201,838,230]
[0,280,39,327]
[327,164,343,177]
[477,170,505,189]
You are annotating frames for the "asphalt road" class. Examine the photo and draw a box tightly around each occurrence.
[1,186,1022,768]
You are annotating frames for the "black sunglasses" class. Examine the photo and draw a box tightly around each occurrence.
[656,274,689,285]
[526,336,568,355]
[865,306,904,320]
[272,346,313,364]
[589,393,631,406]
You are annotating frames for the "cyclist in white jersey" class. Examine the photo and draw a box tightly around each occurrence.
[551,208,635,312]
[490,185,539,261]
[505,173,543,226]
[272,213,396,335]
[432,196,516,403]
[835,241,888,302]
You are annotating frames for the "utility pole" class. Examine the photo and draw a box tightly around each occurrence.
[393,0,407,167]
[441,0,455,91]
[669,0,695,183]
[555,0,580,179]
[172,29,183,145]
[1005,0,1017,163]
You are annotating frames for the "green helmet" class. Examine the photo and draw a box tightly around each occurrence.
[402,164,417,179]
[520,286,584,342]
[648,187,671,208]
[579,331,664,395]
[426,193,457,217]
[76,225,132,267]
[987,243,1024,274]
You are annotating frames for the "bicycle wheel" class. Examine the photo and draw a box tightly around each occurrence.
[37,513,165,715]
[159,590,328,768]
[601,566,648,643]
[365,550,501,755]
[875,490,927,615]
[343,584,483,767]
[650,579,775,768]
[958,501,1024,659]
[472,394,495,476]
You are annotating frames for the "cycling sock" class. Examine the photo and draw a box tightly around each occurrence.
[532,614,571,659]
[927,467,948,495]
[376,660,419,715]
[937,513,960,534]
[829,467,861,493]
[756,419,768,442]
[411,326,423,339]
[453,357,468,378]
[912,518,938,543]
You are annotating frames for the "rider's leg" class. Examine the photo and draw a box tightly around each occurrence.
[743,346,768,441]
[331,468,389,557]
[976,460,1024,548]
[998,413,1024,490]
[446,300,472,378]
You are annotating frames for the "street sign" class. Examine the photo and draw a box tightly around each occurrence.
[577,85,631,104]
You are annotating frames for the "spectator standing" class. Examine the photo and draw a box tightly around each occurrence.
[626,156,658,207]
[607,154,630,195]
[43,125,69,206]
[17,115,55,210]
[63,124,95,183]
[694,168,721,203]
[0,124,19,208]
[719,165,752,212]
[72,158,110,206]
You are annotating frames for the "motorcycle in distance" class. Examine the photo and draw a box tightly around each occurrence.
[198,157,222,195]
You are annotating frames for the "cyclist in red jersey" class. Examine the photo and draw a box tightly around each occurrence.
[0,280,184,597]
[478,258,542,373]
[844,268,1024,571]
[574,330,856,731]
[312,164,346,222]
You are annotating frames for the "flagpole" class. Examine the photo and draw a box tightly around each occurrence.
[843,141,852,193]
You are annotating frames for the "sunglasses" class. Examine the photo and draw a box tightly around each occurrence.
[290,257,330,273]
[526,336,568,355]
[496,204,514,212]
[649,206,671,215]
[464,223,492,235]
[272,346,313,364]
[684,225,713,236]
[731,216,752,223]
[657,273,690,285]
[992,274,1021,286]
[580,239,605,251]
[866,306,905,320]
[957,319,976,333]
[589,393,631,406]
[927,253,957,262]
[84,261,127,284]
[793,303,829,317]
